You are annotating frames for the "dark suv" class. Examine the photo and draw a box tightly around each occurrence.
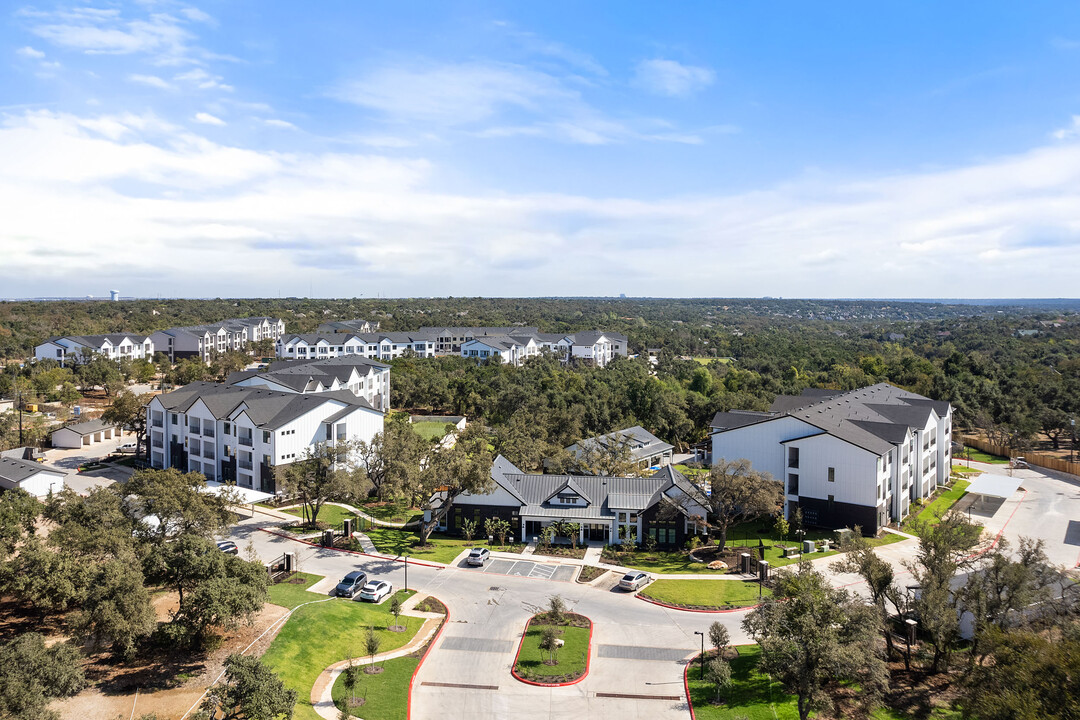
[334,570,368,598]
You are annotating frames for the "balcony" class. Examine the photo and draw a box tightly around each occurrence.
[239,460,253,471]
[203,427,215,438]
[239,436,253,447]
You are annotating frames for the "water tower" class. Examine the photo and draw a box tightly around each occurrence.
[110,290,120,302]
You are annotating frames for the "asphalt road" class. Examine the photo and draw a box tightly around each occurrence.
[236,515,755,720]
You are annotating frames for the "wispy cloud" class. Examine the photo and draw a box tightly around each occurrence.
[1052,115,1080,140]
[263,118,298,130]
[16,45,45,59]
[193,111,225,125]
[175,68,233,91]
[633,59,714,97]
[128,73,174,90]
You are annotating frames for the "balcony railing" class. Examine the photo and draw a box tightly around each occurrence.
[239,460,253,471]
[203,427,215,438]
[239,436,253,447]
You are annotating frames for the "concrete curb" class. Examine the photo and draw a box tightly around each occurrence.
[635,592,761,614]
[407,603,450,720]
[258,527,446,569]
[509,614,592,688]
[683,651,697,720]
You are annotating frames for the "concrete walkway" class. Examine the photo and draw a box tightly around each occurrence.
[310,593,445,720]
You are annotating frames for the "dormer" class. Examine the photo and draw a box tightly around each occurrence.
[544,478,592,506]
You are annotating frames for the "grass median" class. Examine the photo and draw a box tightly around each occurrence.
[640,579,768,610]
[514,615,591,684]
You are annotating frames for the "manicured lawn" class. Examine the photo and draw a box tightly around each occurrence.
[365,526,521,564]
[692,357,733,365]
[612,526,905,575]
[641,579,769,609]
[267,572,325,610]
[902,480,970,535]
[331,654,418,720]
[514,620,590,683]
[359,500,423,525]
[955,449,1009,464]
[282,503,359,529]
[674,463,709,477]
[411,421,455,441]
[261,588,420,720]
[686,645,799,720]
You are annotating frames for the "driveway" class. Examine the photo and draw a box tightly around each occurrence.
[235,515,755,720]
[42,431,135,494]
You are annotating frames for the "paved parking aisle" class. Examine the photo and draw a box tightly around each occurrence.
[470,558,577,582]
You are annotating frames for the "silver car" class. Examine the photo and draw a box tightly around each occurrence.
[466,548,490,566]
[619,571,650,591]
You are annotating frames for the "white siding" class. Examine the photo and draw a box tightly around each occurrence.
[711,415,820,482]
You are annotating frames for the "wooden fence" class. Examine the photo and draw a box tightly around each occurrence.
[959,435,1080,477]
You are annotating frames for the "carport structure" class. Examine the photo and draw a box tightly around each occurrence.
[962,473,1023,518]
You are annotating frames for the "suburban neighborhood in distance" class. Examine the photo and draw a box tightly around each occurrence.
[4,3,1080,720]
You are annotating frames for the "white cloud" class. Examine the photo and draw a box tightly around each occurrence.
[16,46,45,59]
[633,58,715,97]
[263,118,298,130]
[175,68,233,91]
[1052,115,1080,140]
[193,111,225,126]
[128,73,174,90]
[2,108,1079,298]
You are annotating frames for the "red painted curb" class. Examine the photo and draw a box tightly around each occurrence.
[683,651,697,720]
[407,600,449,720]
[510,614,593,687]
[258,527,446,569]
[636,592,761,614]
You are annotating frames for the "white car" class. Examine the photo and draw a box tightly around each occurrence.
[358,580,393,602]
[619,571,650,592]
[116,442,138,454]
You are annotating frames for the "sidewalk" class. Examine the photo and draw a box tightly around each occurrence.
[310,595,444,720]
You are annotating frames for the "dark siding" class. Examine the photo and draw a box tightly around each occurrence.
[445,502,520,537]
[794,496,879,536]
[642,503,687,548]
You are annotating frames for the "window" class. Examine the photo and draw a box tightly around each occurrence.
[787,473,799,495]
[828,467,835,483]
[263,430,271,444]
[336,423,347,441]
[223,422,231,435]
[171,413,178,424]
[788,446,800,469]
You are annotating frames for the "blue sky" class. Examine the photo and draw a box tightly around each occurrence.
[3,1,1080,298]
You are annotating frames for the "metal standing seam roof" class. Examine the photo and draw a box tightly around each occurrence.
[567,425,674,463]
[966,473,1023,500]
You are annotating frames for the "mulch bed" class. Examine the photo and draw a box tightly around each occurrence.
[414,596,447,615]
[576,566,607,583]
[537,611,591,629]
[532,545,587,560]
[363,665,385,675]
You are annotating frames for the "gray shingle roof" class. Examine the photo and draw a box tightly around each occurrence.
[709,410,776,430]
[155,382,377,430]
[0,457,59,486]
[53,418,119,436]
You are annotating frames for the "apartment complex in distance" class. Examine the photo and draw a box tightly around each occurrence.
[35,334,154,367]
[459,329,628,367]
[710,383,952,535]
[317,318,381,334]
[227,355,391,412]
[146,381,384,493]
[276,332,437,361]
[150,317,286,362]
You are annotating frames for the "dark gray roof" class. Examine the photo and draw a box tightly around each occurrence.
[709,410,776,430]
[280,332,435,345]
[0,457,60,486]
[481,455,697,520]
[48,333,151,348]
[53,418,118,436]
[567,425,673,464]
[228,357,388,393]
[769,388,844,413]
[155,382,378,430]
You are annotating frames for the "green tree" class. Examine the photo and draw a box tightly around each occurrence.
[278,442,369,528]
[341,657,361,707]
[903,511,982,673]
[0,489,39,559]
[418,424,493,544]
[830,527,902,658]
[705,657,732,703]
[484,516,510,546]
[546,595,566,625]
[572,431,640,477]
[696,458,783,551]
[72,551,155,659]
[354,417,426,501]
[390,594,403,629]
[365,625,381,668]
[460,517,477,542]
[0,634,86,720]
[708,621,729,658]
[125,467,237,543]
[202,653,296,720]
[538,625,561,664]
[742,564,888,720]
[101,389,150,455]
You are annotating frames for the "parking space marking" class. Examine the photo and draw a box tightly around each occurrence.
[439,636,515,653]
[507,561,535,577]
[486,559,516,574]
[529,563,556,579]
[550,565,577,582]
[596,645,692,662]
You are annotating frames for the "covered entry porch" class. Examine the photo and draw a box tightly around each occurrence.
[520,516,614,545]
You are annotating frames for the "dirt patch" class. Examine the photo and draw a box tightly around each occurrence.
[413,596,447,615]
[576,566,607,584]
[56,601,291,720]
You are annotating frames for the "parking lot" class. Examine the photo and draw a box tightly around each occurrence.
[469,557,579,582]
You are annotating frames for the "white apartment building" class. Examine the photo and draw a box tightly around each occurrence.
[35,334,154,367]
[458,330,628,367]
[227,356,391,412]
[276,333,436,361]
[146,382,384,493]
[150,317,286,362]
[420,327,539,354]
[318,319,381,334]
[710,383,952,535]
[459,335,541,365]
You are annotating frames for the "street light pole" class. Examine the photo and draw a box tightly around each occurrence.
[693,630,705,679]
[404,554,408,592]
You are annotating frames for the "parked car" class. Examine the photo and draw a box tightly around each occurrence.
[335,570,368,598]
[466,547,490,566]
[359,580,393,602]
[117,442,138,454]
[216,540,239,555]
[619,571,650,592]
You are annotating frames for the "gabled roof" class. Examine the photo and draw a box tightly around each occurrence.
[0,456,61,486]
[566,425,673,464]
[709,410,776,430]
[544,476,592,505]
[154,382,378,430]
[53,418,119,436]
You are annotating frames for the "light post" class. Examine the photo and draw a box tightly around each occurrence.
[404,554,408,592]
[1071,419,1076,463]
[693,630,705,679]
